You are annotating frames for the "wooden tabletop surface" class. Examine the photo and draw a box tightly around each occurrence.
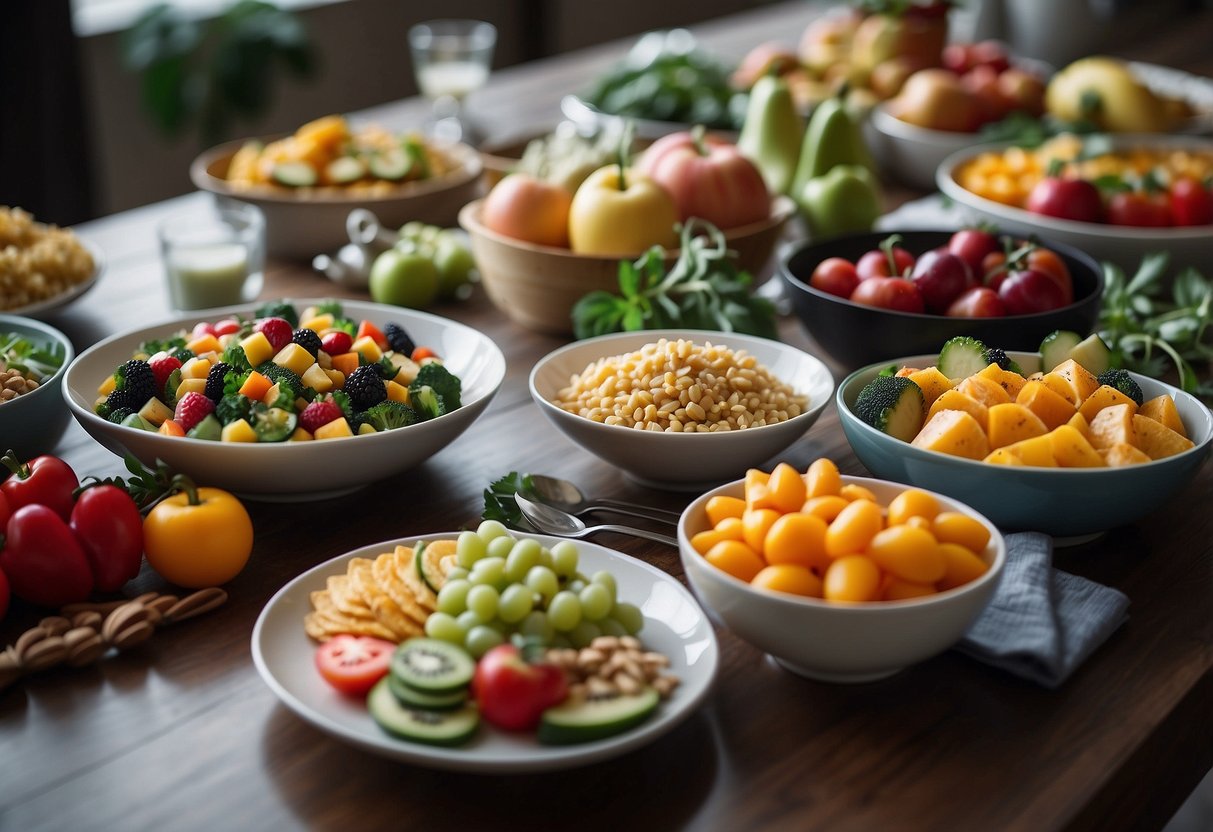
[3,4,1212,831]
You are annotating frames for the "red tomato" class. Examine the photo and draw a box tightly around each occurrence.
[635,129,770,229]
[212,318,242,336]
[946,286,1006,317]
[980,251,1008,287]
[473,643,568,731]
[856,244,915,279]
[909,248,975,313]
[70,485,144,592]
[315,635,396,697]
[0,489,10,531]
[849,276,925,313]
[0,504,94,607]
[1026,247,1074,305]
[0,453,79,521]
[948,228,1002,275]
[997,268,1068,315]
[1026,177,1103,223]
[1168,176,1213,226]
[1106,191,1173,227]
[809,257,861,298]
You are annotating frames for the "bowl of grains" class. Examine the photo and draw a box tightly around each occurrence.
[0,207,102,317]
[0,314,74,458]
[529,330,835,490]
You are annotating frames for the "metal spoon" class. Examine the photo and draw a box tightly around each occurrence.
[514,493,678,548]
[524,474,683,526]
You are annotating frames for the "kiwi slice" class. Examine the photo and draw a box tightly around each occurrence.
[387,673,467,711]
[368,678,478,747]
[390,638,474,694]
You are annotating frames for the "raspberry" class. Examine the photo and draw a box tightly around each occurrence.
[300,399,343,434]
[320,330,353,356]
[174,391,215,433]
[256,317,293,352]
[149,354,183,390]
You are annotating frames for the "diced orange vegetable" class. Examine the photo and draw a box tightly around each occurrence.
[1016,380,1078,430]
[911,409,990,460]
[705,495,746,526]
[1138,394,1187,437]
[238,371,273,402]
[158,419,185,437]
[330,351,361,378]
[932,512,991,553]
[186,333,222,356]
[742,508,781,556]
[412,347,438,362]
[886,489,940,526]
[766,462,807,513]
[1132,414,1195,459]
[976,363,1027,401]
[1050,425,1105,467]
[906,367,954,406]
[356,320,389,348]
[986,403,1048,449]
[803,457,841,498]
[704,540,765,582]
[1078,384,1138,422]
[866,525,945,584]
[823,555,882,602]
[751,564,823,598]
[691,517,744,556]
[824,499,883,558]
[763,512,829,572]
[936,543,989,591]
[928,388,989,426]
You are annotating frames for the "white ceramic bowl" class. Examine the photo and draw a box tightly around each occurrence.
[190,138,483,261]
[863,104,991,191]
[0,314,75,459]
[63,299,505,500]
[936,134,1213,274]
[679,474,1006,683]
[528,329,835,490]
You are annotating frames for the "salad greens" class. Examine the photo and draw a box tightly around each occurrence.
[0,331,66,381]
[571,219,777,341]
[1098,252,1213,403]
[483,472,534,531]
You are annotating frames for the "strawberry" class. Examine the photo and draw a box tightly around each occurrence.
[212,318,242,336]
[174,391,215,433]
[320,330,353,356]
[149,354,183,390]
[300,399,343,434]
[256,317,293,352]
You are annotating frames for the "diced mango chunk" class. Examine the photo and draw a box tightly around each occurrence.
[350,335,383,363]
[385,379,410,404]
[955,374,1012,408]
[288,426,314,441]
[928,389,988,426]
[240,331,275,367]
[1100,442,1152,467]
[222,418,258,442]
[175,377,207,400]
[186,333,222,356]
[1132,414,1195,460]
[1050,425,1105,467]
[984,447,1026,465]
[301,363,334,394]
[1002,433,1058,466]
[987,402,1048,449]
[314,417,354,439]
[1041,359,1099,406]
[1088,403,1136,450]
[911,410,990,461]
[1015,379,1078,430]
[906,366,954,407]
[1078,384,1139,422]
[977,363,1027,401]
[1138,394,1187,438]
[273,342,316,377]
[180,356,212,380]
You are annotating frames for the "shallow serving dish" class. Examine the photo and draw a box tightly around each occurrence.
[460,196,795,336]
[252,531,719,773]
[529,329,834,491]
[63,300,505,500]
[191,138,483,261]
[780,229,1103,371]
[936,134,1213,274]
[0,314,75,459]
[679,474,1005,683]
[837,351,1213,540]
[863,104,994,191]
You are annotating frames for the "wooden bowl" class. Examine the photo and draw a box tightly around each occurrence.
[458,196,796,335]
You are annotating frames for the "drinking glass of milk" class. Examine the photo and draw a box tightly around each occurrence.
[159,202,265,311]
[408,19,497,144]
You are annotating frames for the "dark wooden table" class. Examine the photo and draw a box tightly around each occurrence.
[3,4,1212,830]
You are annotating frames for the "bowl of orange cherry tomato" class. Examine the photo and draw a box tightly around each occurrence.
[678,459,1006,683]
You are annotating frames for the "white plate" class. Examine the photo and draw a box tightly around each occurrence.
[251,532,719,773]
[4,240,104,318]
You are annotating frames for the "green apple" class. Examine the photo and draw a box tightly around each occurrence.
[433,235,476,299]
[369,248,439,309]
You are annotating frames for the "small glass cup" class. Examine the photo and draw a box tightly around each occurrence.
[159,201,265,311]
[408,19,497,144]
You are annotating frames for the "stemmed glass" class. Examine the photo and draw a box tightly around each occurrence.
[408,19,497,145]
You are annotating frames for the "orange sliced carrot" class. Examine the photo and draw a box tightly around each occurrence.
[330,351,360,378]
[238,370,272,401]
[411,346,437,362]
[356,320,388,348]
[159,419,185,437]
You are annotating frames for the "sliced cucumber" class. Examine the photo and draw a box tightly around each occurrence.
[853,375,925,443]
[187,413,222,441]
[271,161,318,188]
[390,638,474,694]
[120,412,158,431]
[937,336,990,380]
[387,673,467,711]
[1067,333,1111,376]
[538,688,660,745]
[414,541,443,594]
[1039,330,1082,373]
[369,149,411,181]
[368,678,479,746]
[325,155,366,184]
[253,406,297,442]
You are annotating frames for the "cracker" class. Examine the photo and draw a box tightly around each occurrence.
[371,551,429,626]
[370,593,424,640]
[396,545,438,612]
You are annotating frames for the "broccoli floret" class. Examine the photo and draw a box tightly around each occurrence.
[314,300,344,317]
[254,301,299,327]
[1097,368,1144,406]
[216,393,253,426]
[329,389,356,423]
[106,407,135,425]
[853,375,925,443]
[372,355,399,380]
[138,335,188,357]
[357,400,419,431]
[256,362,305,399]
[409,362,462,410]
[410,385,446,420]
[222,344,253,373]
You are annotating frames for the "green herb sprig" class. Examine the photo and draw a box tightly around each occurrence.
[1098,252,1213,402]
[482,472,535,531]
[571,219,777,341]
[0,332,66,382]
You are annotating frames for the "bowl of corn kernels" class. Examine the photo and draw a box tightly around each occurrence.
[190,114,482,260]
[937,133,1213,273]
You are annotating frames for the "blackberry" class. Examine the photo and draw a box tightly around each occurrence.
[344,364,387,411]
[115,359,157,409]
[205,361,233,402]
[384,322,416,357]
[292,328,323,358]
[981,347,1023,375]
[102,387,135,415]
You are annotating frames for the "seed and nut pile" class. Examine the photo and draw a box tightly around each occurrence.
[547,635,680,700]
[0,365,39,401]
[0,207,96,311]
[552,338,808,433]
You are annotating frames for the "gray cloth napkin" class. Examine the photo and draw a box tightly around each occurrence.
[955,531,1130,688]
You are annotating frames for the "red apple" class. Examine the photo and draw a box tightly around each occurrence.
[473,643,568,732]
[636,129,770,230]
[961,65,1011,124]
[946,286,1006,317]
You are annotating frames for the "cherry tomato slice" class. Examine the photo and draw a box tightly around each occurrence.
[315,635,396,697]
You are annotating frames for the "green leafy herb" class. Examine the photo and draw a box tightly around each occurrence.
[571,218,777,341]
[79,454,187,513]
[483,472,535,530]
[1097,252,1213,402]
[0,332,66,381]
[136,334,189,358]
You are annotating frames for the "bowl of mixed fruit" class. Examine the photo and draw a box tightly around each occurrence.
[62,298,505,500]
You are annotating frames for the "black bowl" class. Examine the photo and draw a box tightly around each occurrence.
[780,230,1103,371]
